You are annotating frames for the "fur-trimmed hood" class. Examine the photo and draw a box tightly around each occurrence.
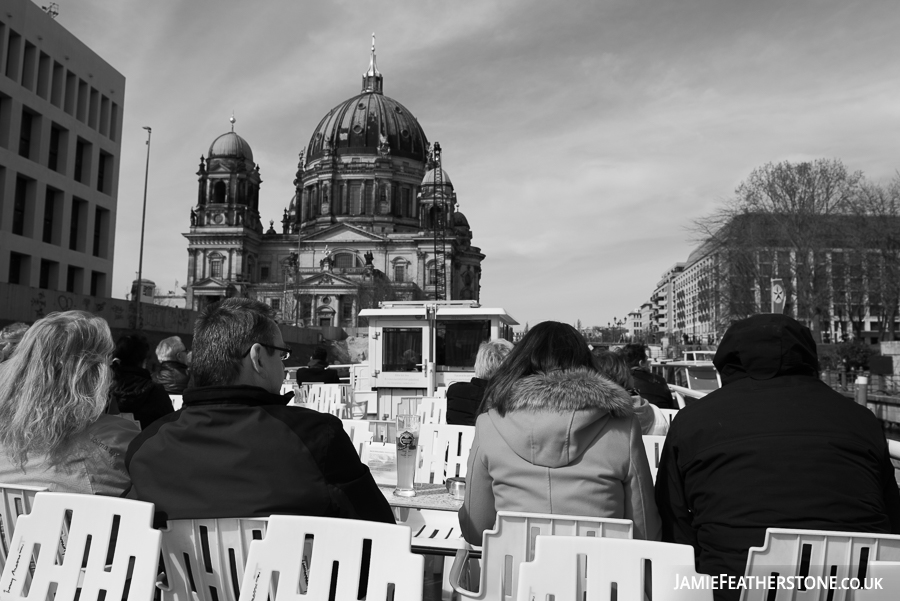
[488,367,634,468]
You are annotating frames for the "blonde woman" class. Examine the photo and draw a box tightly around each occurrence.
[0,311,140,495]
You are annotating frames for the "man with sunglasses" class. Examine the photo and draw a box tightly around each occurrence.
[124,298,394,525]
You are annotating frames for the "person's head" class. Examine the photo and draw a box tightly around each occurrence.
[481,321,595,415]
[311,346,328,363]
[714,313,818,385]
[0,311,114,469]
[113,334,151,369]
[156,336,187,363]
[592,350,634,390]
[0,322,29,363]
[474,339,514,379]
[618,343,650,370]
[191,298,286,392]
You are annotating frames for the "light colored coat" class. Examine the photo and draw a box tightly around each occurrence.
[458,367,661,543]
[0,414,139,495]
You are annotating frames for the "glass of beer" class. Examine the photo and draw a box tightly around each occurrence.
[394,414,420,497]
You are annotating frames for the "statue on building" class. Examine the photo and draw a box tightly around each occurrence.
[364,251,374,266]
[377,133,390,158]
[190,208,197,226]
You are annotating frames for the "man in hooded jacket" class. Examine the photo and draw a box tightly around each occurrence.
[655,314,900,601]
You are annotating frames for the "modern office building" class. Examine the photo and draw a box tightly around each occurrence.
[0,0,124,297]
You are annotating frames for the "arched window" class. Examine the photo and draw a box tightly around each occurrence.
[333,253,358,270]
[213,181,226,204]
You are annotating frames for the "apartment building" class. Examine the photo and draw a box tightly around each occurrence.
[0,0,124,297]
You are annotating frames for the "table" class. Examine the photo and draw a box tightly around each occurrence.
[366,445,478,559]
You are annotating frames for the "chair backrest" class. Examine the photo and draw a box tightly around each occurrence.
[855,560,900,601]
[0,492,161,601]
[658,408,678,426]
[456,511,633,601]
[392,396,423,419]
[305,384,344,416]
[0,483,46,572]
[367,420,397,444]
[416,396,447,424]
[417,424,475,484]
[516,535,712,600]
[237,514,423,601]
[347,390,376,419]
[159,518,268,601]
[341,419,374,463]
[741,528,900,601]
[642,435,666,483]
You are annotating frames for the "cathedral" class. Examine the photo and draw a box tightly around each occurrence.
[183,42,484,326]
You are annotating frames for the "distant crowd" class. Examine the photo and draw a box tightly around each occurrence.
[1,303,897,601]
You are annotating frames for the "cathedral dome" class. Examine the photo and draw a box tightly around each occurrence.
[452,211,469,227]
[421,167,452,187]
[209,131,254,163]
[305,42,427,163]
[306,92,428,163]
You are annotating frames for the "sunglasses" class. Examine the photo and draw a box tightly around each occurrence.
[243,342,291,361]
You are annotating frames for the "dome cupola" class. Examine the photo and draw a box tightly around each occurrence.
[305,39,428,163]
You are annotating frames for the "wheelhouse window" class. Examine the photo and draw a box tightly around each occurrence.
[382,328,423,372]
[435,319,490,371]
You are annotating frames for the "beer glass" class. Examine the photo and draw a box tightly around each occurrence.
[394,414,420,497]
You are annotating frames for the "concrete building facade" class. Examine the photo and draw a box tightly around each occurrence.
[0,1,124,297]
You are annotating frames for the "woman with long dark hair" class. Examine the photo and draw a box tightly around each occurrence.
[459,321,660,543]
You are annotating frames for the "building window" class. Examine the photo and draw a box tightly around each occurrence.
[333,253,356,270]
[13,177,29,236]
[93,207,109,257]
[210,259,223,279]
[394,264,405,282]
[18,109,33,159]
[74,138,91,184]
[49,125,62,172]
[8,252,26,285]
[342,300,354,321]
[97,151,111,194]
[43,188,59,244]
[213,181,226,203]
[66,266,83,294]
[39,259,57,290]
[90,271,106,297]
[271,298,281,311]
[260,265,270,281]
[70,198,87,251]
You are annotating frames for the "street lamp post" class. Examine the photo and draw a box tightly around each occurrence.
[135,126,152,330]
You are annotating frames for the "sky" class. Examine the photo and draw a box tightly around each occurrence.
[55,0,900,330]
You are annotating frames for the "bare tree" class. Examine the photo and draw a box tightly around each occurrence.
[846,176,900,341]
[694,159,864,342]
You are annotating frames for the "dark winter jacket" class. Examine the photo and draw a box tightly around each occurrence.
[446,377,488,426]
[631,368,677,409]
[152,360,190,394]
[124,385,394,526]
[109,364,175,429]
[655,314,900,601]
[294,359,341,384]
[459,367,661,544]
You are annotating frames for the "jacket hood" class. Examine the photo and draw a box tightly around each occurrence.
[714,313,819,384]
[489,367,633,468]
[110,365,157,406]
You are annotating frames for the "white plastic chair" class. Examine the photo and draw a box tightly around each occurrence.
[346,390,375,419]
[237,514,423,601]
[304,384,345,416]
[392,396,423,419]
[449,511,633,601]
[741,528,900,601]
[417,396,447,424]
[516,535,713,600]
[416,424,475,484]
[642,435,666,483]
[0,492,161,601]
[341,419,374,463]
[159,518,268,601]
[856,560,900,601]
[0,483,46,572]
[659,407,678,426]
